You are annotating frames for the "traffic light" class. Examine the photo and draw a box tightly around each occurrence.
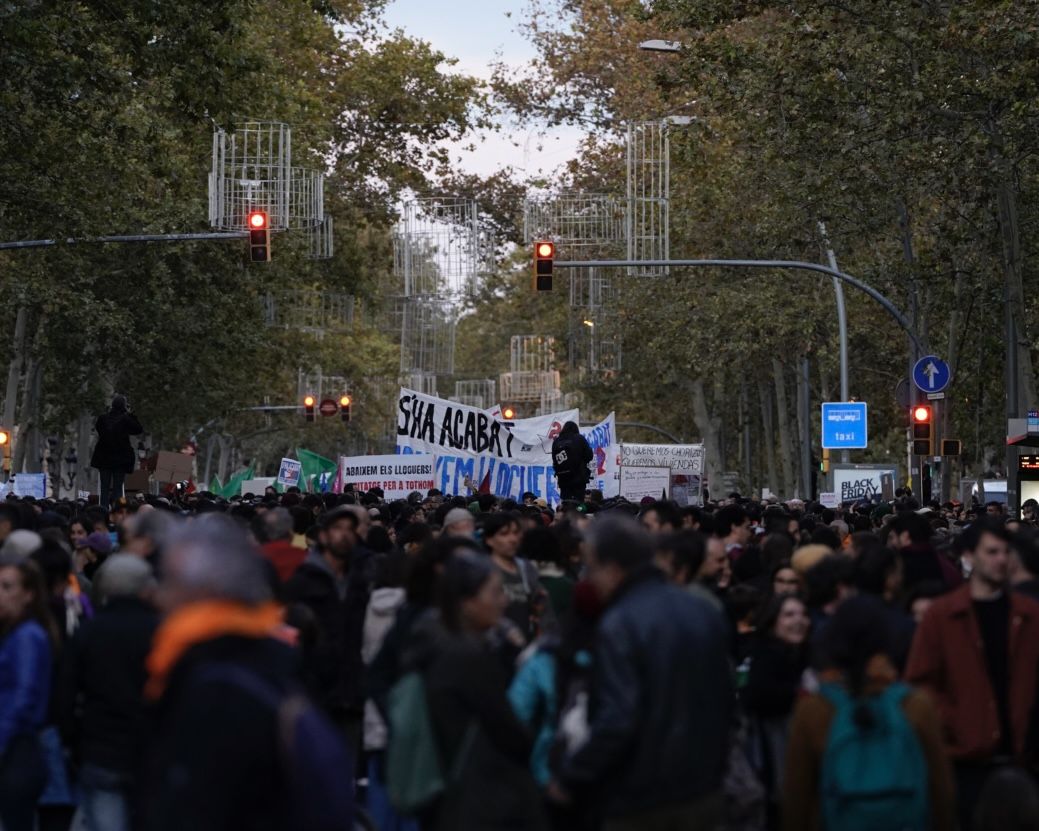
[502,406,516,420]
[941,439,962,457]
[248,210,271,262]
[303,394,316,422]
[0,429,10,474]
[534,241,554,291]
[339,394,351,423]
[912,405,933,455]
[820,448,830,474]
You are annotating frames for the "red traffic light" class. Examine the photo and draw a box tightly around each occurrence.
[248,210,268,229]
[913,406,931,423]
[534,241,554,291]
[340,395,351,407]
[303,395,316,408]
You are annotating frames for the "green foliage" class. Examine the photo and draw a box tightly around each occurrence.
[0,0,487,470]
[465,0,1039,490]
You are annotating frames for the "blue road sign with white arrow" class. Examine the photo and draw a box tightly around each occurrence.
[912,355,951,394]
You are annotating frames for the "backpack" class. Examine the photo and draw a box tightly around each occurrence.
[552,437,578,478]
[818,682,928,831]
[196,664,355,831]
[386,671,447,813]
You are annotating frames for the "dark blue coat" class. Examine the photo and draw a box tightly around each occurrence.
[560,569,732,819]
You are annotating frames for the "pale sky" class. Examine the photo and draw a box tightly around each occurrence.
[381,0,586,178]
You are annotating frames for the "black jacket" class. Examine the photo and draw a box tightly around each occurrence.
[90,410,144,473]
[403,616,544,831]
[551,432,594,487]
[282,547,376,717]
[560,569,733,819]
[142,635,301,831]
[56,597,159,775]
[744,636,808,719]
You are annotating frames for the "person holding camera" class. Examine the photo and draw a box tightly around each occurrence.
[89,395,143,511]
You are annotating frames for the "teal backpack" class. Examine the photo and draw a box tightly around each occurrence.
[386,672,445,814]
[819,682,929,831]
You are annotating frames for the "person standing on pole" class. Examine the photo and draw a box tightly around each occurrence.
[89,395,143,511]
[551,422,593,504]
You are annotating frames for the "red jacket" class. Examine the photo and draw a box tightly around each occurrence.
[905,584,1039,761]
[261,540,307,584]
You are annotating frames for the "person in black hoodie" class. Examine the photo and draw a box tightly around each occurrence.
[283,505,376,752]
[56,555,158,831]
[89,395,143,512]
[551,422,593,503]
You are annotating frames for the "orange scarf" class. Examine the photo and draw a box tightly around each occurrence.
[145,600,284,700]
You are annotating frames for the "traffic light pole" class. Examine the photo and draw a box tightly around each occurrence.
[552,258,924,351]
[0,232,249,251]
[554,256,927,499]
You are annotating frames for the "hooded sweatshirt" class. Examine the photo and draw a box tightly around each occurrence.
[362,587,406,751]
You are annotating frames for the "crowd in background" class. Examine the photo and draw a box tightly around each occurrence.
[1,481,1039,831]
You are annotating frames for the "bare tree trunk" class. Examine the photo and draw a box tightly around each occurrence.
[3,307,26,433]
[773,358,795,498]
[690,378,723,494]
[796,357,811,499]
[76,413,93,495]
[759,382,779,497]
[996,175,1037,411]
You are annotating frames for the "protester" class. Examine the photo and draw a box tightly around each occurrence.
[551,516,731,830]
[0,560,58,831]
[783,595,954,831]
[442,506,476,538]
[402,546,546,830]
[485,512,556,642]
[254,507,305,585]
[89,395,144,512]
[283,505,376,751]
[906,518,1039,827]
[744,593,811,827]
[551,422,593,503]
[56,555,158,831]
[141,516,354,831]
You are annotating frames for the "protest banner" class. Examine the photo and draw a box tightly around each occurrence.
[619,466,671,502]
[337,454,436,495]
[396,388,578,463]
[12,473,46,499]
[396,388,618,502]
[619,443,705,474]
[276,458,302,488]
[618,443,705,506]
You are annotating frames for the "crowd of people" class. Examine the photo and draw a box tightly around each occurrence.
[1,474,1039,831]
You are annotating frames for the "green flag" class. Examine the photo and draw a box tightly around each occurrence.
[296,449,338,493]
[208,476,223,495]
[219,467,254,500]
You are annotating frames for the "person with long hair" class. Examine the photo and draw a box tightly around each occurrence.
[405,546,546,830]
[783,595,953,831]
[0,560,59,831]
